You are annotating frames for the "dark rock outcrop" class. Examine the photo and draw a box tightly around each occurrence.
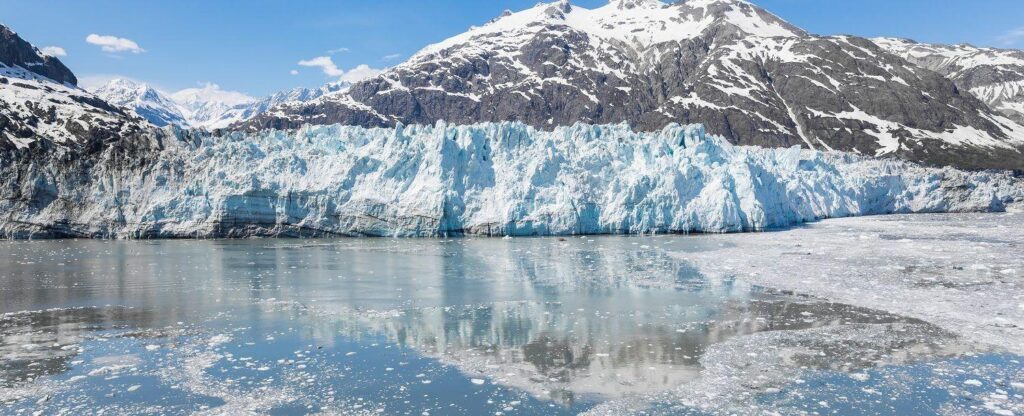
[0,24,77,85]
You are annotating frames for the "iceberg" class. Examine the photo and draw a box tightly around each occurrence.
[1,122,1021,238]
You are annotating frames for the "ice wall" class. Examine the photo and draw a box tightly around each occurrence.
[1,122,1021,238]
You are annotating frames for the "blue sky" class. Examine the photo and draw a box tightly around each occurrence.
[4,0,1024,97]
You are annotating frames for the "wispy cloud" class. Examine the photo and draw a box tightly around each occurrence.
[382,53,402,62]
[86,34,145,54]
[298,56,344,77]
[328,47,350,55]
[997,27,1024,47]
[40,46,67,57]
[339,64,383,83]
[289,69,300,76]
[297,56,383,82]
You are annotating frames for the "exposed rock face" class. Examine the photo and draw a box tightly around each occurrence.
[873,37,1024,125]
[0,123,1021,239]
[242,0,1024,170]
[0,25,77,85]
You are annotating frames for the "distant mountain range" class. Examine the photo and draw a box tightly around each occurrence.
[89,78,351,129]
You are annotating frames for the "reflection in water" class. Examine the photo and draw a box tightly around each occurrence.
[0,307,157,387]
[0,237,971,414]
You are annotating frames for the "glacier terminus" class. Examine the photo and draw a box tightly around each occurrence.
[2,122,1021,239]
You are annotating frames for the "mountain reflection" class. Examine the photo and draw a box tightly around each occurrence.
[0,237,925,404]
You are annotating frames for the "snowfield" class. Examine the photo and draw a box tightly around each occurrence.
[1,122,1022,238]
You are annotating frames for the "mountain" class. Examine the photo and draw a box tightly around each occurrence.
[91,78,188,127]
[198,82,351,129]
[169,83,256,128]
[242,0,1024,170]
[0,25,76,85]
[0,25,144,150]
[89,79,351,130]
[872,37,1024,125]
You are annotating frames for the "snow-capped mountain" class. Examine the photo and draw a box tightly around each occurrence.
[91,79,188,127]
[872,37,1024,125]
[169,83,256,128]
[244,0,1024,170]
[0,25,145,149]
[199,82,351,129]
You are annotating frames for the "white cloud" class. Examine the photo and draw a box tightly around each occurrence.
[997,27,1024,46]
[290,69,300,76]
[298,56,383,82]
[40,46,67,57]
[86,34,145,54]
[298,56,344,77]
[170,82,254,106]
[327,47,350,55]
[340,64,383,83]
[382,53,402,62]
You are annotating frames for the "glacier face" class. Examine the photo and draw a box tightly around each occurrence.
[1,122,1021,239]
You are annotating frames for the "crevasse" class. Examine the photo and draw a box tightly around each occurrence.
[2,122,1021,238]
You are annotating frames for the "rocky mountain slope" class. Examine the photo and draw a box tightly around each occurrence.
[0,25,145,150]
[244,0,1024,170]
[873,37,1024,125]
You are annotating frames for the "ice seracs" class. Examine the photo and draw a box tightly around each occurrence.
[1,122,1020,239]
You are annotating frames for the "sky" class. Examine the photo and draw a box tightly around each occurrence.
[3,0,1024,98]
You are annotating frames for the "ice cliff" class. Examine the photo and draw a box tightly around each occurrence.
[1,122,1022,238]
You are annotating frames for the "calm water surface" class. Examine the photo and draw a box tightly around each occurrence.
[0,235,1017,415]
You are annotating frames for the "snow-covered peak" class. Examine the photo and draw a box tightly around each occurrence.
[412,0,802,60]
[168,83,255,128]
[199,81,353,130]
[609,0,664,10]
[90,78,187,127]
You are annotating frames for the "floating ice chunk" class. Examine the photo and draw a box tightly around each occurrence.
[471,378,486,385]
[208,334,232,346]
[964,379,983,387]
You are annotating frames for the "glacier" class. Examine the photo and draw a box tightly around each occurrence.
[1,122,1021,239]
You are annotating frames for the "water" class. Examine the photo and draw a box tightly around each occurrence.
[1,217,1022,415]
